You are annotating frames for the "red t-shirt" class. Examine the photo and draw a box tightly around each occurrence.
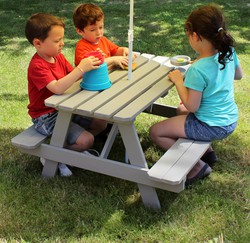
[27,53,74,118]
[74,36,119,66]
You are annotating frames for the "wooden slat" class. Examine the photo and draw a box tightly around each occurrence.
[45,56,149,109]
[45,80,81,108]
[74,60,160,116]
[152,56,169,64]
[58,89,98,111]
[93,65,170,119]
[114,70,173,122]
[141,53,155,59]
[11,125,47,149]
[148,138,211,185]
[108,55,149,83]
[143,103,177,118]
[75,81,130,116]
[162,140,210,184]
[148,139,193,182]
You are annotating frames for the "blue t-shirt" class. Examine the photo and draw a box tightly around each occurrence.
[184,50,240,126]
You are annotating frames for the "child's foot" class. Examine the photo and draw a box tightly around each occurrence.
[83,149,100,157]
[185,163,212,186]
[201,151,218,166]
[58,163,72,177]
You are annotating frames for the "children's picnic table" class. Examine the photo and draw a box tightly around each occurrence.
[12,54,211,210]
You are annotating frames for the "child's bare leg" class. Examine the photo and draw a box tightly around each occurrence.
[150,115,187,150]
[58,129,94,176]
[150,115,212,184]
[66,130,94,152]
[89,118,107,136]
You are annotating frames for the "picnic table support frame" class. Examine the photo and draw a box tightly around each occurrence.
[42,110,72,178]
[11,54,199,210]
[118,122,161,209]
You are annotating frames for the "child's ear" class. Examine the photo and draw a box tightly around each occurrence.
[33,38,41,47]
[193,32,201,41]
[76,28,84,36]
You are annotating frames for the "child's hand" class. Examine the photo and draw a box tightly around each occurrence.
[168,69,184,85]
[114,56,129,69]
[78,56,101,72]
[123,47,137,61]
[189,59,197,64]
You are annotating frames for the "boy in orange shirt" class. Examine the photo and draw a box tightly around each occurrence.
[73,3,136,70]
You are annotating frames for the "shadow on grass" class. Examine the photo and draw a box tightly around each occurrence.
[0,93,28,102]
[1,116,249,241]
[1,127,177,240]
[0,0,249,57]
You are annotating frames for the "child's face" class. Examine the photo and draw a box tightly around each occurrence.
[35,25,65,58]
[187,32,201,53]
[82,19,104,44]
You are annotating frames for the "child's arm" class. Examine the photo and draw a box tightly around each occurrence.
[104,47,137,70]
[47,56,100,94]
[115,47,137,60]
[168,69,202,113]
[235,65,243,80]
[115,47,128,56]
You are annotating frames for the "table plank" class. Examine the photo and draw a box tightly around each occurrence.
[93,65,171,120]
[45,80,81,108]
[148,139,192,181]
[152,56,169,64]
[108,55,149,83]
[74,60,160,116]
[45,55,148,109]
[113,75,174,122]
[162,140,210,184]
[58,90,98,111]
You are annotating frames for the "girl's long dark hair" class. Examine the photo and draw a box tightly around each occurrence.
[184,4,235,70]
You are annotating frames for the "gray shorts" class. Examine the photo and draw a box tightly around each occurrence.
[32,111,92,145]
[185,113,237,142]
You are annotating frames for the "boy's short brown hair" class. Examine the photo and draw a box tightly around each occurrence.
[73,3,104,30]
[25,13,65,45]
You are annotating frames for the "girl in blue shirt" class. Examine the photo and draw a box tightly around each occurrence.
[150,4,243,185]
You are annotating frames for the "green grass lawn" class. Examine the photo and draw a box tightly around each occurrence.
[0,0,249,242]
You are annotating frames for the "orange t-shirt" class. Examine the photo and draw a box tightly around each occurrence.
[74,36,119,66]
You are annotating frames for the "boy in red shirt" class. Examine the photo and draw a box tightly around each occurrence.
[73,3,136,70]
[25,13,106,176]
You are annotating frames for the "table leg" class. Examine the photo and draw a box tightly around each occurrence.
[50,111,71,147]
[41,161,58,178]
[42,110,72,177]
[100,123,118,158]
[118,122,161,210]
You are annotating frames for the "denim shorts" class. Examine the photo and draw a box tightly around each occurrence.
[185,113,237,142]
[32,111,92,145]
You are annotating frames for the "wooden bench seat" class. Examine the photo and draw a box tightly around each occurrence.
[147,138,211,186]
[11,125,48,150]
